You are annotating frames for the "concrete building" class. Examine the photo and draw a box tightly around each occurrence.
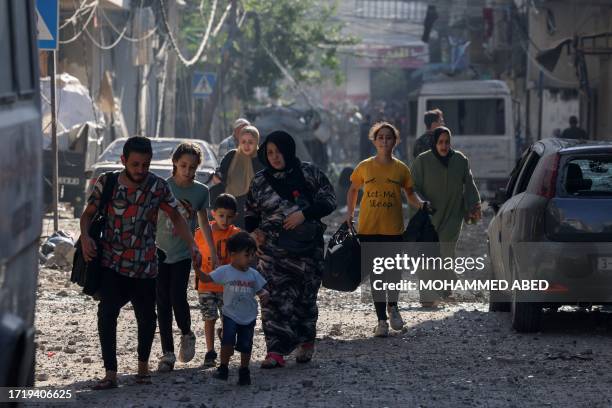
[52,0,165,143]
[516,0,612,141]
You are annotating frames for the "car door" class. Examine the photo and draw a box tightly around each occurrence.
[488,149,530,279]
[498,150,541,280]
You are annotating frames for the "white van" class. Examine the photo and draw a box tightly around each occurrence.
[414,80,517,196]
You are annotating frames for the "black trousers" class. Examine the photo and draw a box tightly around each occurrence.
[358,234,403,321]
[97,268,157,372]
[156,258,192,353]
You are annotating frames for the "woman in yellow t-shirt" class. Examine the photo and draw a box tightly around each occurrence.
[346,122,426,338]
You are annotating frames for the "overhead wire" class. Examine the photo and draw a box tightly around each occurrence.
[84,22,127,50]
[60,0,154,48]
[98,2,159,43]
[213,3,232,37]
[261,42,321,110]
[59,0,96,30]
[159,0,219,67]
[58,1,98,44]
[159,0,226,67]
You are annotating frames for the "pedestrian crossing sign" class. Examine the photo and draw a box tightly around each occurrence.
[192,71,217,99]
[36,0,59,50]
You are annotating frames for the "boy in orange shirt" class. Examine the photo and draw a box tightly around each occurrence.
[194,194,241,367]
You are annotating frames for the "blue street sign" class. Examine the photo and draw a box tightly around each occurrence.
[192,71,217,99]
[36,0,59,50]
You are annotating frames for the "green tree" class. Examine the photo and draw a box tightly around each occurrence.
[175,0,353,140]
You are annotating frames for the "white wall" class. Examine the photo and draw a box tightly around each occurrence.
[346,66,370,99]
[541,89,580,139]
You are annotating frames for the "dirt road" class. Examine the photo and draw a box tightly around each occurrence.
[32,209,612,407]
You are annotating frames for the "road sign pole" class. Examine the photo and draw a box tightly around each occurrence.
[49,50,59,231]
[37,0,59,228]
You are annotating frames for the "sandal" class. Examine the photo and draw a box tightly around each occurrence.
[92,378,118,390]
[295,343,315,364]
[260,352,285,369]
[135,374,152,385]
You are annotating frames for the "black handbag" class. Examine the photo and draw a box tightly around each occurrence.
[71,171,118,297]
[262,170,324,256]
[322,222,361,291]
[277,220,323,256]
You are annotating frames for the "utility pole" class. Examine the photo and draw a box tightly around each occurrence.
[162,0,177,138]
[48,51,59,231]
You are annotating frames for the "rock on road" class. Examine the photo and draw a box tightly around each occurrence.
[33,209,612,407]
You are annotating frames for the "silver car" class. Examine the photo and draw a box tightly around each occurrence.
[84,138,218,199]
[487,138,612,332]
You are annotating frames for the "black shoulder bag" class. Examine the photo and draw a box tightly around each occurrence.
[262,169,324,256]
[322,222,361,291]
[71,171,119,297]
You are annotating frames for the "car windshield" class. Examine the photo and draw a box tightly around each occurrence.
[563,156,612,196]
[97,139,217,168]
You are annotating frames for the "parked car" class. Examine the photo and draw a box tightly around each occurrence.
[84,137,218,199]
[487,138,612,332]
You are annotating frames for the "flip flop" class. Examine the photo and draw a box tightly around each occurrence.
[92,378,118,390]
[135,374,152,385]
[261,352,285,369]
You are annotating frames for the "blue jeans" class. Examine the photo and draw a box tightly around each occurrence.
[221,315,256,354]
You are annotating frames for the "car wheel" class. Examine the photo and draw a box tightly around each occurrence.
[510,256,542,332]
[511,296,543,333]
[489,290,511,312]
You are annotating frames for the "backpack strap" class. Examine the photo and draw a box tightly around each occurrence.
[97,171,119,218]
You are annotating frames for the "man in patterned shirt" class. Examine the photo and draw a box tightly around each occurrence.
[80,136,202,389]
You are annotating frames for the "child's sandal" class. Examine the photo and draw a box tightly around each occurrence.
[135,374,152,385]
[92,378,118,390]
[261,352,285,369]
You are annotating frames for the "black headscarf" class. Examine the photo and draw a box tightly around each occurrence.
[258,130,311,203]
[431,126,454,167]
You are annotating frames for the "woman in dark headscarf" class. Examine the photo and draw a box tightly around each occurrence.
[410,126,481,303]
[245,130,336,368]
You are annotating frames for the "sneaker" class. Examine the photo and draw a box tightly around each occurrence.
[178,331,196,363]
[157,352,176,372]
[237,367,251,386]
[203,350,217,367]
[387,305,405,331]
[373,320,389,337]
[213,364,229,381]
